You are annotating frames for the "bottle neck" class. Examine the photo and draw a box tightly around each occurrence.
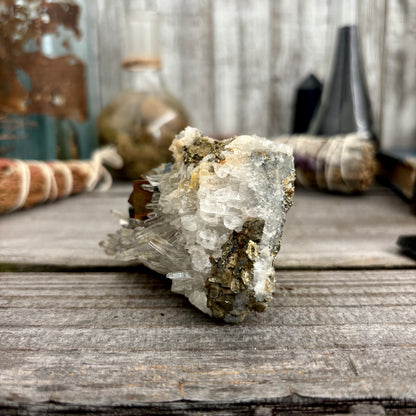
[122,67,165,92]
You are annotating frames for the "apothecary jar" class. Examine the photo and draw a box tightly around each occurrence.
[0,0,97,160]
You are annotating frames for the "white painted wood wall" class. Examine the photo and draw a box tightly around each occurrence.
[88,0,416,149]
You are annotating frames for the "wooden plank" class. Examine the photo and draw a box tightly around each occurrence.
[94,0,126,108]
[278,187,416,269]
[269,0,331,136]
[94,0,216,130]
[0,401,406,416]
[1,270,416,412]
[381,0,416,149]
[85,0,102,124]
[126,0,154,10]
[323,0,386,137]
[0,184,415,269]
[212,0,240,136]
[268,0,386,139]
[90,0,395,143]
[235,0,270,136]
[159,0,215,134]
[0,185,131,268]
[87,0,209,133]
[88,0,414,147]
[356,0,387,138]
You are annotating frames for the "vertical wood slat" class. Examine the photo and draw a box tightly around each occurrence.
[269,0,386,138]
[85,0,101,123]
[127,0,215,134]
[212,0,271,137]
[381,0,416,149]
[90,1,415,148]
[269,0,331,136]
[95,0,127,108]
[356,0,387,140]
[162,0,214,135]
[212,0,240,136]
[236,0,270,136]
[327,0,387,138]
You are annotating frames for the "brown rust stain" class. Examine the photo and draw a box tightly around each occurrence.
[178,379,184,397]
[20,52,87,122]
[0,1,87,121]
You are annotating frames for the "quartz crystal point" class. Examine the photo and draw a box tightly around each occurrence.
[101,127,295,323]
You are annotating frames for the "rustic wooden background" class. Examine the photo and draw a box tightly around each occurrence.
[88,0,416,149]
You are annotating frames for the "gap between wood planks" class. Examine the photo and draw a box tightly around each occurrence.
[0,395,414,415]
[1,262,416,274]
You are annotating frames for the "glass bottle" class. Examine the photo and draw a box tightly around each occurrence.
[98,11,189,180]
[0,0,97,160]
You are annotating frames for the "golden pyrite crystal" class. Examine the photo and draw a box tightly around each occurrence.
[101,127,295,322]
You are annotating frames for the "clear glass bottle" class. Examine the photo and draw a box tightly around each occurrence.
[98,11,189,180]
[0,0,97,160]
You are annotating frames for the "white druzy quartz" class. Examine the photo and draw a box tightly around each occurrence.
[101,127,295,322]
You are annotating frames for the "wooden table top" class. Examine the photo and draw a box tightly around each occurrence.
[1,184,416,415]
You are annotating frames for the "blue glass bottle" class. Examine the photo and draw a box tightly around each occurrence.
[0,0,96,160]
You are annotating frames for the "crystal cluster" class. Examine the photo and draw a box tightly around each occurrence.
[101,127,295,322]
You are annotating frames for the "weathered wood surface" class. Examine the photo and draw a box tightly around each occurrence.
[279,187,416,269]
[1,180,416,414]
[381,0,416,149]
[0,184,414,269]
[1,269,416,415]
[0,185,128,269]
[90,0,416,147]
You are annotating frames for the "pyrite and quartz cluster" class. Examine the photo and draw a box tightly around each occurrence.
[101,127,295,323]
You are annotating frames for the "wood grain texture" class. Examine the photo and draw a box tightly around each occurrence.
[269,0,387,138]
[235,0,270,136]
[0,402,404,416]
[1,270,416,414]
[85,0,101,126]
[89,0,416,147]
[278,186,416,269]
[269,0,330,136]
[1,176,416,413]
[381,0,416,149]
[0,184,414,269]
[94,0,127,108]
[161,0,215,134]
[0,185,130,268]
[212,0,240,137]
[356,0,387,137]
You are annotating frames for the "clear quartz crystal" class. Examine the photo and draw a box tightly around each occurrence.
[101,127,295,323]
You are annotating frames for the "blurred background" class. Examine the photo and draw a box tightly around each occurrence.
[1,0,415,192]
[91,0,415,149]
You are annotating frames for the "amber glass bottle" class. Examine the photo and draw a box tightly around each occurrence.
[98,11,189,179]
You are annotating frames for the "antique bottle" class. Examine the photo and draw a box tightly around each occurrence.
[0,0,97,160]
[98,11,189,180]
[309,25,377,142]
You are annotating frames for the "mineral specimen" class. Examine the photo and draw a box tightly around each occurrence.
[101,127,295,322]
